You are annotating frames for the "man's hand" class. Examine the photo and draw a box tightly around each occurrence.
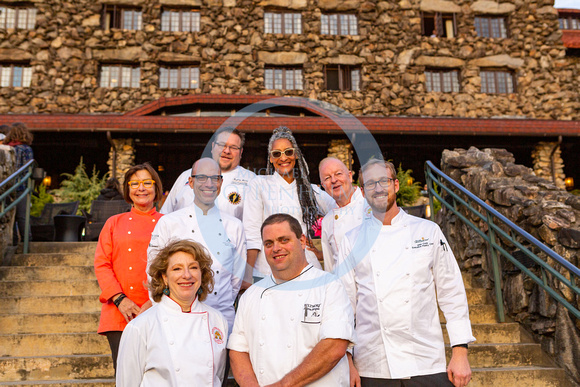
[447,346,471,387]
[305,239,323,262]
[347,352,361,387]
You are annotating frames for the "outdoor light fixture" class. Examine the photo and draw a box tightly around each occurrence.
[158,165,165,172]
[565,177,574,190]
[42,176,51,187]
[425,204,431,219]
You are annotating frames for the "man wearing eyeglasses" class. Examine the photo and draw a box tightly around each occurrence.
[148,158,247,334]
[335,159,474,387]
[161,127,256,221]
[318,157,370,273]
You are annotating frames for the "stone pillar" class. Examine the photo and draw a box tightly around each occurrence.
[0,145,16,261]
[532,142,566,189]
[108,139,135,185]
[327,139,354,170]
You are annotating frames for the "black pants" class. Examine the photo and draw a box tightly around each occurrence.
[361,372,453,387]
[13,197,29,245]
[104,331,123,373]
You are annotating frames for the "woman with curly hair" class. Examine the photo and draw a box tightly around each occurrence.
[116,239,228,386]
[5,122,34,245]
[243,126,336,279]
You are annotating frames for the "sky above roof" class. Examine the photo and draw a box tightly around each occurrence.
[554,0,580,9]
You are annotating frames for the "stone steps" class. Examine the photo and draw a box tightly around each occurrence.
[0,280,100,297]
[0,266,95,281]
[0,355,112,382]
[470,367,573,387]
[0,295,101,315]
[0,333,110,357]
[0,379,115,386]
[440,303,498,324]
[442,322,530,345]
[11,253,94,267]
[26,242,98,255]
[445,343,554,368]
[0,314,100,335]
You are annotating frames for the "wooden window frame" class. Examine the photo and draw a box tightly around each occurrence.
[324,65,361,91]
[99,64,141,88]
[264,11,302,34]
[474,16,509,38]
[558,14,580,30]
[160,8,200,32]
[159,65,200,89]
[421,12,457,38]
[0,63,32,87]
[0,4,36,29]
[101,4,142,30]
[320,14,358,35]
[264,67,303,90]
[480,69,515,94]
[424,68,460,92]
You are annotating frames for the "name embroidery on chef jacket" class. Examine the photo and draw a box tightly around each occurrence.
[411,237,433,250]
[302,303,322,324]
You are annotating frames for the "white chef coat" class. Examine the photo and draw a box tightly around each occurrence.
[320,187,370,273]
[148,204,247,332]
[116,295,228,387]
[161,166,256,221]
[227,265,355,386]
[336,209,475,379]
[243,172,337,277]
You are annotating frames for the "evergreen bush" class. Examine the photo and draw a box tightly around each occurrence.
[30,184,54,217]
[395,164,422,207]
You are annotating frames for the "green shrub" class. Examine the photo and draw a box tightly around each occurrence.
[396,164,422,207]
[52,158,108,214]
[30,184,54,217]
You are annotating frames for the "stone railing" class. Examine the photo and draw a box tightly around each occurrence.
[438,147,580,383]
[0,145,16,262]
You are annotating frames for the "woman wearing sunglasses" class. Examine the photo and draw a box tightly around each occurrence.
[94,163,164,372]
[243,126,336,279]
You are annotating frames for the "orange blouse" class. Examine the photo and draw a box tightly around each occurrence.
[94,207,163,334]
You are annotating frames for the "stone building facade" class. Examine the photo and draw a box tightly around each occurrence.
[0,0,578,120]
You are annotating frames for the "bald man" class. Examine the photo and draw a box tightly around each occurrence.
[319,157,370,272]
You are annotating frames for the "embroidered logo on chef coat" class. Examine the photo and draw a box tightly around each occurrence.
[302,303,321,324]
[228,192,242,205]
[411,237,433,249]
[212,327,224,344]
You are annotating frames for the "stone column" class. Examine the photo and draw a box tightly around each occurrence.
[0,145,16,261]
[327,139,354,170]
[532,142,566,189]
[108,139,135,185]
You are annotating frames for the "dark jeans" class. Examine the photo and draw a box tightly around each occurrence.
[104,331,123,373]
[361,372,453,387]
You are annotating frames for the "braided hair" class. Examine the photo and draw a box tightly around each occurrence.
[266,126,321,238]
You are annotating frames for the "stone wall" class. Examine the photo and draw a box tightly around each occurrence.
[0,145,16,262]
[108,138,135,184]
[439,146,580,383]
[0,0,577,119]
[531,142,565,189]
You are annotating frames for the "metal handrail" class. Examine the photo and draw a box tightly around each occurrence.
[0,159,35,254]
[425,160,580,322]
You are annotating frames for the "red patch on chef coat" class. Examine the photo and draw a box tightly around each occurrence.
[212,327,224,344]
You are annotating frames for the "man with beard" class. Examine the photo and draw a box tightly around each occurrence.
[336,159,475,387]
[161,127,256,221]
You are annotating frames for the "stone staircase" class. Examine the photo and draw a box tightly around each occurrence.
[0,242,575,386]
[0,242,114,386]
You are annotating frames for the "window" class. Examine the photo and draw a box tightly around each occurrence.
[320,14,357,35]
[559,14,580,30]
[425,69,460,92]
[422,12,456,38]
[102,5,142,30]
[0,5,36,29]
[161,9,200,32]
[0,64,32,87]
[480,70,514,94]
[325,65,360,91]
[159,66,200,89]
[474,16,508,38]
[264,67,303,90]
[264,12,301,34]
[100,65,140,88]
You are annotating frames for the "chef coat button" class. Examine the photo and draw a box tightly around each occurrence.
[216,270,219,274]
[163,317,168,322]
[261,315,266,320]
[128,248,132,252]
[129,218,132,220]
[152,219,156,222]
[405,247,409,250]
[214,292,217,295]
[207,361,212,367]
[376,271,380,276]
[383,326,388,331]
[372,249,376,253]
[404,224,407,227]
[189,215,192,218]
[260,370,264,375]
[379,299,383,303]
[129,267,132,270]
[406,273,410,276]
[175,367,180,372]
[287,344,292,348]
[290,317,294,321]
[298,293,303,297]
[217,252,220,255]
[219,219,222,222]
[203,315,207,320]
[405,300,409,303]
[170,341,174,345]
[218,233,222,236]
[259,341,264,346]
[128,231,131,234]
[192,230,195,233]
[130,286,133,290]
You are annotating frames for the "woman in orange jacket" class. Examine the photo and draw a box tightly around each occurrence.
[94,163,163,372]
